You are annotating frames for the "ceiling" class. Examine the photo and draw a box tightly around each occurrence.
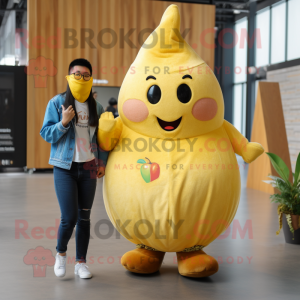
[0,0,271,32]
[0,0,27,28]
[160,0,268,28]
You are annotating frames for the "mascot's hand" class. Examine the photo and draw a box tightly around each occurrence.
[99,112,117,132]
[242,142,264,164]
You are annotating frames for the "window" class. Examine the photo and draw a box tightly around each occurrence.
[0,11,16,65]
[234,18,248,83]
[255,8,270,67]
[287,0,300,60]
[232,0,300,138]
[233,83,247,136]
[270,1,286,64]
[255,0,299,65]
[233,18,248,135]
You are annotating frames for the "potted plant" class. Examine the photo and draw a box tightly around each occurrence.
[264,152,300,244]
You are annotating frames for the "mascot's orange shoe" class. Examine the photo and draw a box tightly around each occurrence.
[121,248,165,274]
[176,250,219,278]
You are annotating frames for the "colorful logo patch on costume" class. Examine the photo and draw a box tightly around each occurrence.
[137,157,160,183]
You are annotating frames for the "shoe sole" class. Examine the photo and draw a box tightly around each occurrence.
[54,270,66,278]
[74,271,92,279]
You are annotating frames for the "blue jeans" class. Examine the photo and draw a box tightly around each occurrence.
[54,160,97,262]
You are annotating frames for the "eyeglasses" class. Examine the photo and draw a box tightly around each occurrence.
[71,72,91,81]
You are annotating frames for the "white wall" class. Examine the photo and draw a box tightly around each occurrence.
[267,65,300,171]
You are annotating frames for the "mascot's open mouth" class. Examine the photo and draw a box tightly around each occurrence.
[157,117,182,131]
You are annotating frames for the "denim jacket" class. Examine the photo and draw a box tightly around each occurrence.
[40,93,109,170]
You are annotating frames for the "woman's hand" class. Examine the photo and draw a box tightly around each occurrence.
[97,166,105,178]
[61,105,75,127]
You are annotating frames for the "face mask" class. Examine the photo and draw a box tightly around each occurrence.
[65,75,93,103]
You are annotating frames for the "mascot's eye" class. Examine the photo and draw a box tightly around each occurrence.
[177,84,192,103]
[34,257,37,260]
[147,85,161,104]
[42,257,46,260]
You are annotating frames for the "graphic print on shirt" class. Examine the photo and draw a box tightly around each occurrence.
[78,110,88,121]
[76,110,89,128]
[73,101,94,162]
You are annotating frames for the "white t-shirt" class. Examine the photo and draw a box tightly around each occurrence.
[72,100,95,162]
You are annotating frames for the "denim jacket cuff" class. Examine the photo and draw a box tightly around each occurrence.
[57,121,70,132]
[96,158,106,167]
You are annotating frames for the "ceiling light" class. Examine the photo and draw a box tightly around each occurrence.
[93,79,109,84]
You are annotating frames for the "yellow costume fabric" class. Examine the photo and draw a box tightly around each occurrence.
[98,5,264,253]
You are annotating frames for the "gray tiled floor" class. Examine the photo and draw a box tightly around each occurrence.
[1,161,299,300]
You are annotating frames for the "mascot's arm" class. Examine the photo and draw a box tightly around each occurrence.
[97,112,123,151]
[223,120,264,163]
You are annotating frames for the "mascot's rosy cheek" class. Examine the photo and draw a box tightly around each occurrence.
[123,99,149,122]
[192,98,218,121]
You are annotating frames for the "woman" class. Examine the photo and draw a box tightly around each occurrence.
[40,58,108,279]
[92,91,98,100]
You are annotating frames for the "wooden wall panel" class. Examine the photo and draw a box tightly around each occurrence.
[27,0,215,168]
[247,82,292,194]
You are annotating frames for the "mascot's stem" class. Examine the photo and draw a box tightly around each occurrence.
[145,157,151,164]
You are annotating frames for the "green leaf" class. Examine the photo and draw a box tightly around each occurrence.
[293,153,300,185]
[267,175,284,182]
[262,180,277,187]
[266,152,290,186]
[137,159,146,164]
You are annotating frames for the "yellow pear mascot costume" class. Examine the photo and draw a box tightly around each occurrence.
[98,5,264,277]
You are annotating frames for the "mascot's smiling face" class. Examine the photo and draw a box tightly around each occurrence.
[118,4,224,139]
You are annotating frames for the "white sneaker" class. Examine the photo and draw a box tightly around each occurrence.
[54,253,67,278]
[74,263,92,279]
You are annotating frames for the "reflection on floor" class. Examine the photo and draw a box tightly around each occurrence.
[1,160,299,300]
